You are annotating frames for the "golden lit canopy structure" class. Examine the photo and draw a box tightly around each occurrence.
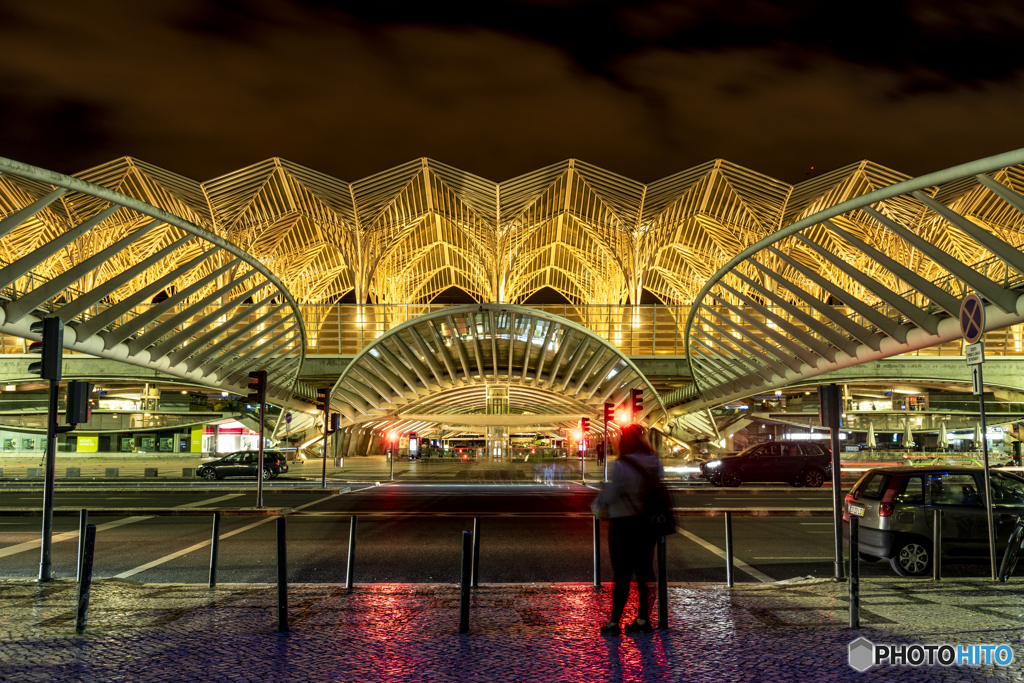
[675,148,1024,415]
[4,149,1024,433]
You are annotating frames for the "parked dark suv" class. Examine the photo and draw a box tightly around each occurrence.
[197,450,289,481]
[700,441,832,487]
[844,466,1024,577]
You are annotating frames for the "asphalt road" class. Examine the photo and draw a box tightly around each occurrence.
[0,485,998,584]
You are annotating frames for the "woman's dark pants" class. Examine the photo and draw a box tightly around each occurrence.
[608,515,656,623]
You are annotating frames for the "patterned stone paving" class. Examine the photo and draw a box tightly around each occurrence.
[1,577,1023,681]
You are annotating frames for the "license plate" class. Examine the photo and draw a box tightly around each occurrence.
[849,504,865,517]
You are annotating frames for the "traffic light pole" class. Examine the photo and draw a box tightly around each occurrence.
[321,410,329,489]
[38,377,59,582]
[603,408,609,483]
[256,397,265,509]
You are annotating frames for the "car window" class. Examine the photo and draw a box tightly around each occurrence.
[223,453,241,463]
[896,475,925,504]
[781,444,801,458]
[925,472,981,507]
[242,452,257,464]
[853,472,889,500]
[991,473,1024,506]
[802,444,824,457]
[756,444,781,458]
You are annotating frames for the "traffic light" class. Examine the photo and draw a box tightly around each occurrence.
[604,402,615,424]
[247,370,267,405]
[630,388,643,420]
[329,413,341,433]
[66,381,94,425]
[315,388,329,413]
[28,317,63,381]
[581,417,590,433]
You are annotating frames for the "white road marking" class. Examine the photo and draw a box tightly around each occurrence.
[0,494,244,559]
[0,517,146,559]
[753,557,831,560]
[799,523,833,525]
[113,496,331,579]
[674,525,776,583]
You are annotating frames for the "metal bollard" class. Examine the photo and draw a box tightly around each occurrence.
[657,535,668,630]
[76,509,88,583]
[849,515,860,629]
[933,509,942,581]
[459,530,472,633]
[345,515,358,591]
[724,511,735,588]
[75,524,96,635]
[209,512,221,589]
[592,516,601,589]
[471,517,481,588]
[390,452,395,481]
[276,517,288,633]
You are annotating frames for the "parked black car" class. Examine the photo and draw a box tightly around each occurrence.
[197,450,289,481]
[700,441,832,487]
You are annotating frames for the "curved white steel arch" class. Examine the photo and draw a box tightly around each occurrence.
[676,148,1024,416]
[0,157,308,401]
[327,304,667,436]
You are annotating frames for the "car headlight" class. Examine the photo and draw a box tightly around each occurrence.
[706,460,722,468]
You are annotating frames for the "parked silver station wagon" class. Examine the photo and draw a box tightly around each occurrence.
[843,466,1024,576]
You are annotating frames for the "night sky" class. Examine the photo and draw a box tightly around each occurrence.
[1,0,1022,184]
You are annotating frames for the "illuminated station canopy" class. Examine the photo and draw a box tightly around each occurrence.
[1,149,1024,440]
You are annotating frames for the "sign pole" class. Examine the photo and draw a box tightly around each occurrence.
[961,293,997,580]
[977,363,997,580]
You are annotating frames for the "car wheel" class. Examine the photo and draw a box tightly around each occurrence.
[262,467,273,481]
[889,539,932,577]
[801,468,825,488]
[720,471,742,488]
[201,468,218,481]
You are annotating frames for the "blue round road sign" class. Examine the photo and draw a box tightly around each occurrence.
[285,412,292,424]
[960,293,986,345]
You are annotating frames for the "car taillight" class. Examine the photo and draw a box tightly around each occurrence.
[877,478,900,517]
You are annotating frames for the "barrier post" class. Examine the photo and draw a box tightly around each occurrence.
[592,515,601,589]
[209,512,221,589]
[657,534,668,629]
[74,524,96,635]
[76,509,88,582]
[725,511,735,588]
[933,509,943,581]
[345,515,358,591]
[459,530,472,633]
[276,517,288,633]
[849,515,860,629]
[471,517,481,588]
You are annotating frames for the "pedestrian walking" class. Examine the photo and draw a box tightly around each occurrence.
[591,423,665,635]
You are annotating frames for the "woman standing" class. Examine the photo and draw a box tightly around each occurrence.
[592,423,664,635]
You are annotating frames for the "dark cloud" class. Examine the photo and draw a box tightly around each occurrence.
[0,0,1021,185]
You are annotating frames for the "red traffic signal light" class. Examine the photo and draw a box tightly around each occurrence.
[315,388,329,413]
[581,417,590,433]
[247,370,267,405]
[630,388,643,420]
[604,402,615,424]
[28,317,64,381]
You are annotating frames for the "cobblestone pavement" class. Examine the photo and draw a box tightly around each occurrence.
[2,577,1023,682]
